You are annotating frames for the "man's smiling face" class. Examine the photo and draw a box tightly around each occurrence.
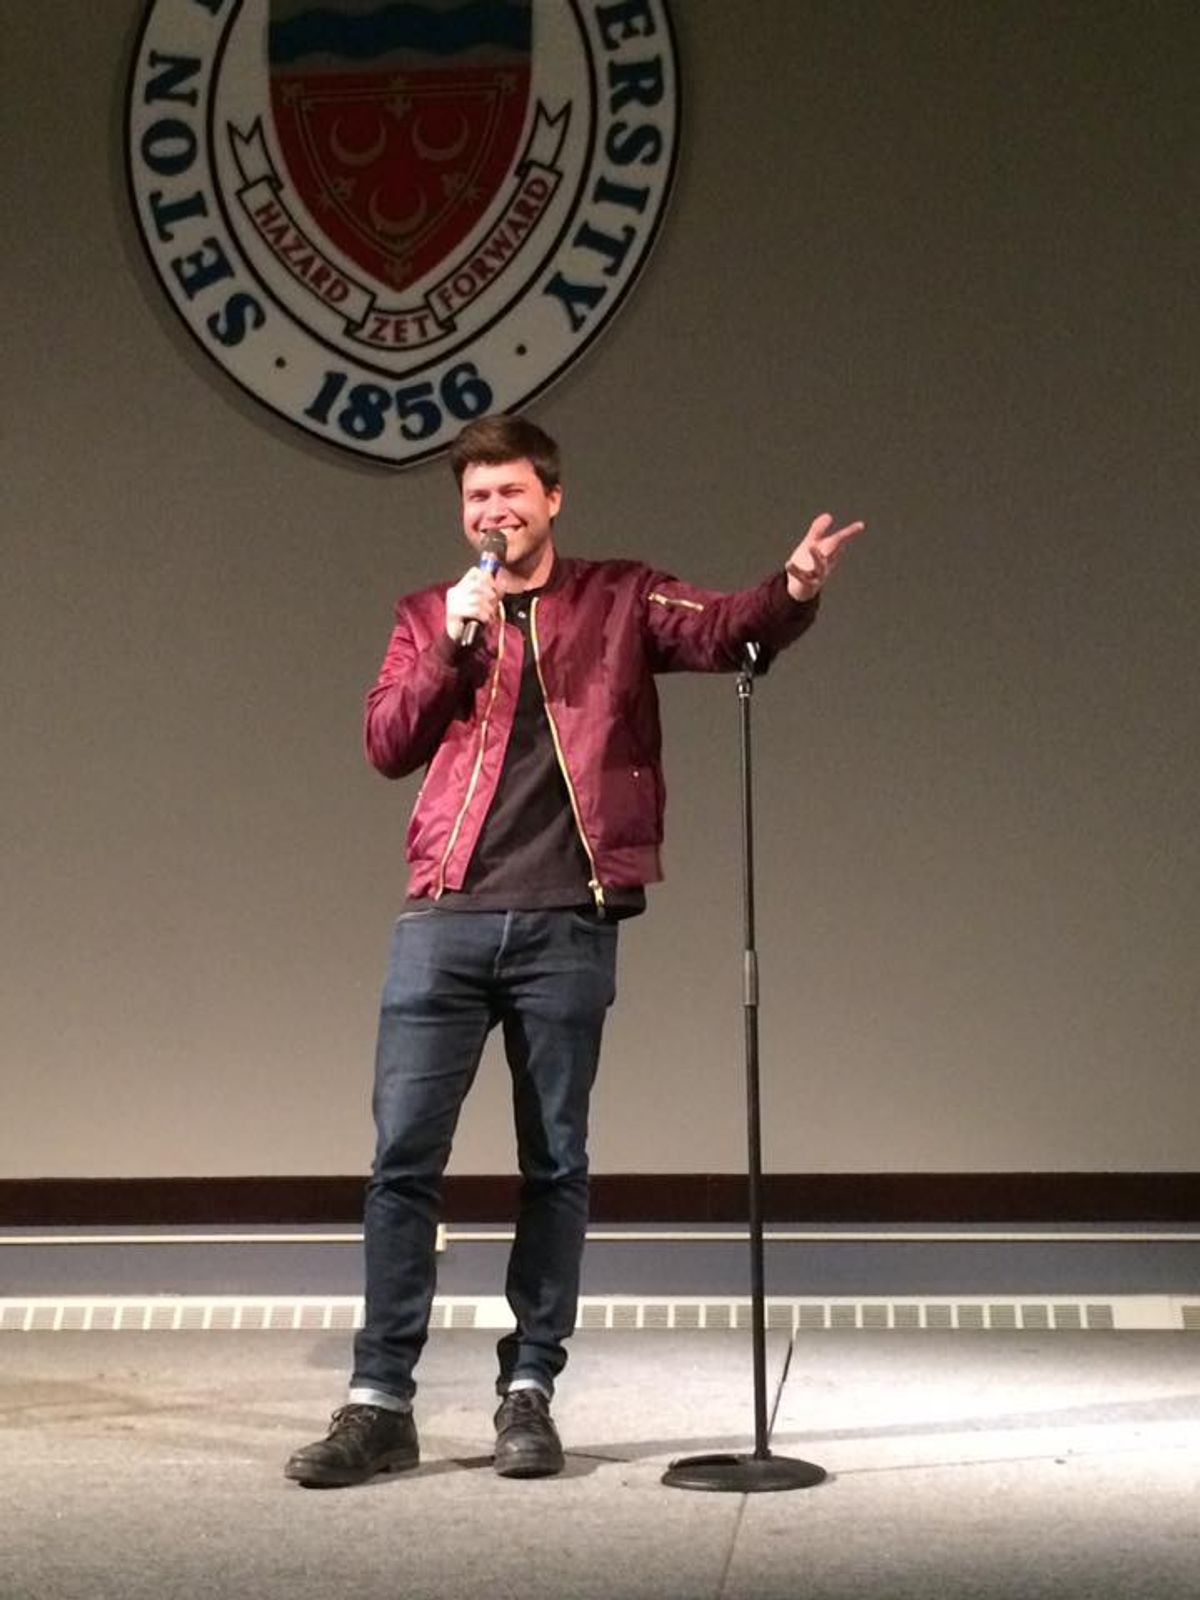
[460,457,563,581]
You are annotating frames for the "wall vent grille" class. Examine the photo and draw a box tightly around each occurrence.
[0,1295,1192,1333]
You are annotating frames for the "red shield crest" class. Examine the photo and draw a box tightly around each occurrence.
[268,2,531,291]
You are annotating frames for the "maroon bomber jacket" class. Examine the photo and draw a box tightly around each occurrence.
[364,556,819,909]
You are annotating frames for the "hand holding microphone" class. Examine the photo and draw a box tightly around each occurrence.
[446,531,508,647]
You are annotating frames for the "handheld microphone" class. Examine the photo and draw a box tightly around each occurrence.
[460,531,508,648]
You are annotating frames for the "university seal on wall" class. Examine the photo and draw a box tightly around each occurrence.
[125,1,680,466]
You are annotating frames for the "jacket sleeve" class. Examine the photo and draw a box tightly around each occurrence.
[640,567,820,674]
[363,598,473,778]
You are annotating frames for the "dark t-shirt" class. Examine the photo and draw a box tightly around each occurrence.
[411,586,645,918]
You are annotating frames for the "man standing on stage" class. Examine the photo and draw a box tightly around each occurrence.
[286,414,863,1487]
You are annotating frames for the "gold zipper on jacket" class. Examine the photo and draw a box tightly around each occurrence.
[648,590,705,612]
[434,622,506,897]
[529,597,606,914]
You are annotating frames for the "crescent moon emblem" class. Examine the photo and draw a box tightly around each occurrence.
[330,116,388,168]
[368,184,429,239]
[411,111,470,164]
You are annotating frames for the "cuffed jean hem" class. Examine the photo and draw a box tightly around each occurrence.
[499,1374,554,1400]
[347,1385,413,1415]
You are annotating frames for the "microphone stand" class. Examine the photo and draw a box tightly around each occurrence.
[662,644,826,1493]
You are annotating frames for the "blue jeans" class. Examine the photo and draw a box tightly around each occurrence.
[351,907,618,1403]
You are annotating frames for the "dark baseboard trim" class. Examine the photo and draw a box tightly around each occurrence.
[1,1173,1196,1227]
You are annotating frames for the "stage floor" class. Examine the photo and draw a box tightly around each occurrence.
[3,1326,1196,1599]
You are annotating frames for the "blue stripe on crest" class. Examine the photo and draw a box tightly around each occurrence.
[269,2,532,65]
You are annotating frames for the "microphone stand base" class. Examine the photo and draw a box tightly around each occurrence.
[661,1452,827,1493]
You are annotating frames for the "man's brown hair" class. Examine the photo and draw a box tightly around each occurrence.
[448,414,561,491]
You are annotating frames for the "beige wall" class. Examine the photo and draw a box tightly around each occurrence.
[4,2,1197,1179]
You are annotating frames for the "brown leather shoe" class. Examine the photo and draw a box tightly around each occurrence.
[285,1404,419,1488]
[493,1390,565,1478]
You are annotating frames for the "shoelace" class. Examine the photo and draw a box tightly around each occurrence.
[499,1391,551,1426]
[329,1404,389,1438]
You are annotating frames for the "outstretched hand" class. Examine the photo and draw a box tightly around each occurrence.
[785,514,866,602]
